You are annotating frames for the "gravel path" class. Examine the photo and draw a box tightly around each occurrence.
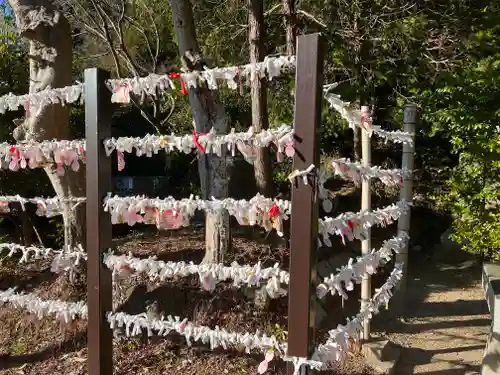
[375,248,489,374]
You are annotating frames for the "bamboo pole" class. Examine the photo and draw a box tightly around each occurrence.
[360,105,372,340]
[394,104,419,307]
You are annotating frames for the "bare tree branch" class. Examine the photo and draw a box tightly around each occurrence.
[297,9,326,28]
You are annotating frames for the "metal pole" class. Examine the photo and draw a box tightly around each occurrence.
[394,104,418,307]
[286,33,323,375]
[360,105,371,340]
[85,68,113,375]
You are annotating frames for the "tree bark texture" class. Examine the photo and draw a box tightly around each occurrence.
[282,0,296,55]
[8,0,86,248]
[169,0,231,263]
[16,203,34,245]
[248,0,274,198]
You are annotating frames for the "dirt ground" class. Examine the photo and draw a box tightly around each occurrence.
[0,225,491,375]
[373,245,489,375]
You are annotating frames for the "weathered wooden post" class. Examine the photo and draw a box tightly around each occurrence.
[85,68,113,375]
[360,105,372,340]
[394,104,418,309]
[287,33,324,375]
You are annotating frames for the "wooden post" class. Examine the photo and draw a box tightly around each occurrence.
[360,105,372,340]
[85,68,113,375]
[287,33,324,375]
[394,104,418,306]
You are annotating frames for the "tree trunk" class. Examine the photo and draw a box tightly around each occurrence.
[16,203,34,245]
[282,0,296,55]
[8,0,86,248]
[168,0,231,263]
[248,0,274,197]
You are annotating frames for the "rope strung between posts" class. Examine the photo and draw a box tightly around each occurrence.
[0,191,409,248]
[0,232,407,303]
[0,56,296,114]
[1,126,411,179]
[284,264,403,374]
[323,88,414,145]
[0,263,403,375]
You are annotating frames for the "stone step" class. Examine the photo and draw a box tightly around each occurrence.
[362,339,401,375]
[363,338,393,362]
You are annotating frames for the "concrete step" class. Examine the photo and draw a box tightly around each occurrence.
[362,339,401,375]
[363,338,393,362]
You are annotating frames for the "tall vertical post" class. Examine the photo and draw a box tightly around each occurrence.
[394,104,418,307]
[360,105,372,340]
[85,68,113,375]
[287,33,323,375]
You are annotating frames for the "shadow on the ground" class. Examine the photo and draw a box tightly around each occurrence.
[394,316,490,334]
[397,344,483,373]
[371,245,488,374]
[376,247,484,324]
[0,330,87,370]
[406,299,488,318]
[0,266,58,293]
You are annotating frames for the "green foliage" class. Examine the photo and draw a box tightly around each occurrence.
[269,323,288,342]
[410,6,500,260]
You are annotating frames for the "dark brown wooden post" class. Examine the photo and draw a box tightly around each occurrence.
[85,68,113,375]
[287,33,324,375]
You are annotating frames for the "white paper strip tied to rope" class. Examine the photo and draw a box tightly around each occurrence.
[0,195,86,217]
[315,263,403,363]
[0,140,85,174]
[330,158,412,186]
[104,251,289,298]
[104,192,408,245]
[323,90,414,145]
[107,311,287,356]
[103,124,294,170]
[0,242,86,273]
[107,55,296,101]
[0,288,88,323]
[0,56,295,113]
[318,200,411,247]
[103,193,291,235]
[285,263,404,374]
[370,127,415,145]
[0,84,84,114]
[316,233,408,300]
[0,286,285,361]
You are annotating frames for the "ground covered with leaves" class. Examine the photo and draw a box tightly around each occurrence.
[0,225,383,375]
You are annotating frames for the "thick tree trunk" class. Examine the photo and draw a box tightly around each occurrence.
[8,0,86,248]
[248,0,274,197]
[168,0,231,263]
[282,0,296,55]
